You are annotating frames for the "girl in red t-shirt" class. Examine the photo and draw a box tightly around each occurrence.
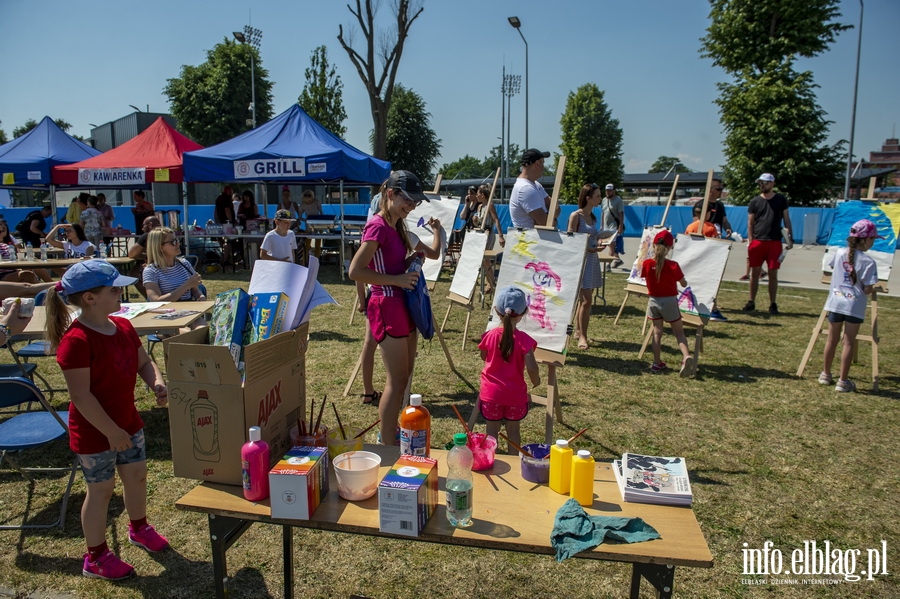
[478,287,541,453]
[45,261,169,581]
[640,230,694,377]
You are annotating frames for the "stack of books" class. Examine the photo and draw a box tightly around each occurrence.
[612,452,693,507]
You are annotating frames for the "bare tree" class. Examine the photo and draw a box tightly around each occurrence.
[337,0,424,160]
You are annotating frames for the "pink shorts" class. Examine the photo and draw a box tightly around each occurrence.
[367,294,414,343]
[480,400,528,422]
[748,239,782,270]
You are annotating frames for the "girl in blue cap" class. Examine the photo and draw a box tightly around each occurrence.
[479,286,540,453]
[44,261,169,581]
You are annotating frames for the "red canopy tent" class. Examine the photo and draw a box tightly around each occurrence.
[52,117,202,186]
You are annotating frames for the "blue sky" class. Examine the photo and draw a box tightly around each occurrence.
[1,0,897,176]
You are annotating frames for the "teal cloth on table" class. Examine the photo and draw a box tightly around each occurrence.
[550,498,661,561]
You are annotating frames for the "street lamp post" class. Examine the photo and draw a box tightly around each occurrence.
[843,0,863,201]
[233,26,263,129]
[508,16,528,149]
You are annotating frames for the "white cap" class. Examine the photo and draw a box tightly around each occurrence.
[605,183,615,190]
[249,426,261,442]
[756,173,775,182]
[577,450,591,458]
[555,439,569,448]
[410,394,422,406]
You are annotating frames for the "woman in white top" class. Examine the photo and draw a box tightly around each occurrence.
[45,223,95,258]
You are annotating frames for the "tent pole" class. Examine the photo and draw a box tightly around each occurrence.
[340,180,345,281]
[182,182,190,255]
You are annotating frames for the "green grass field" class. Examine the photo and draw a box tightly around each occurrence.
[1,265,898,598]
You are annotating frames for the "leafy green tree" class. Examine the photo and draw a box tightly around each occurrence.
[700,0,849,205]
[164,38,274,147]
[649,156,692,174]
[558,83,623,203]
[440,155,487,180]
[0,126,8,144]
[12,118,73,138]
[484,143,530,177]
[298,45,347,138]
[380,84,441,180]
[337,0,424,159]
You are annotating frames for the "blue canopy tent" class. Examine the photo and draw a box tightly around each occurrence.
[0,116,101,225]
[183,104,390,276]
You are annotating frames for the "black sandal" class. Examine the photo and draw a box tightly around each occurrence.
[361,390,380,405]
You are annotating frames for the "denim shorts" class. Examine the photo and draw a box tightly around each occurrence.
[78,429,146,484]
[827,311,864,325]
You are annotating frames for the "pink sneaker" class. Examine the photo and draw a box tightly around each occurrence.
[83,550,135,581]
[128,523,170,552]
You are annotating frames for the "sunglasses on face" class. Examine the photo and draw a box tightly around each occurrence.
[164,239,180,246]
[395,188,422,208]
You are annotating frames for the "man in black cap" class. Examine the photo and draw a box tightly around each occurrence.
[509,148,552,228]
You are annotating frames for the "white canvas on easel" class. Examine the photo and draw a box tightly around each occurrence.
[486,228,588,354]
[405,194,460,282]
[671,233,732,317]
[448,230,489,299]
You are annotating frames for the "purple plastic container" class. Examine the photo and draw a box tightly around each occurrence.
[520,443,552,483]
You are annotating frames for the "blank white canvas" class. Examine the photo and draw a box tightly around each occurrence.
[671,234,731,316]
[405,194,460,282]
[448,230,489,299]
[487,228,588,353]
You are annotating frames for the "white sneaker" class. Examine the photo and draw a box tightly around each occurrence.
[817,372,833,385]
[834,379,856,393]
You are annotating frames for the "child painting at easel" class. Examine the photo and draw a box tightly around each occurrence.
[819,219,881,392]
[479,286,541,453]
[641,230,693,377]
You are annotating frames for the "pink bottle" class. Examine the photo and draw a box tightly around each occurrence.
[241,426,270,502]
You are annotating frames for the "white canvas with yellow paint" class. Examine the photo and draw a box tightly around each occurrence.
[486,228,588,353]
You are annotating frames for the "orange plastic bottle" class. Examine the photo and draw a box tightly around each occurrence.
[399,394,431,457]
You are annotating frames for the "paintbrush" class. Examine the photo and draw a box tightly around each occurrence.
[354,419,381,439]
[450,404,470,434]
[332,402,346,440]
[314,394,327,434]
[498,433,535,459]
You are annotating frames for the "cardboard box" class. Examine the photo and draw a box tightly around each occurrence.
[378,455,439,537]
[164,323,308,485]
[249,292,289,344]
[268,446,329,520]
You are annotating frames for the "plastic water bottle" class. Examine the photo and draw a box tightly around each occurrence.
[40,239,48,262]
[405,252,424,289]
[399,393,431,457]
[446,432,474,528]
[25,242,34,261]
[570,450,595,507]
[549,439,573,495]
[99,243,107,260]
[241,426,270,502]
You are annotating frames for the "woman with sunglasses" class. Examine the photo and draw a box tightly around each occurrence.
[142,228,204,302]
[348,170,440,446]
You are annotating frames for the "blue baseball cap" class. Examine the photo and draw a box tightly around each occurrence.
[495,286,528,317]
[60,261,137,295]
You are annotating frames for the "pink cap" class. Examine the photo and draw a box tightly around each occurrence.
[849,219,884,239]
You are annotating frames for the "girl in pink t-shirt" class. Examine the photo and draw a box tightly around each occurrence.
[478,286,540,454]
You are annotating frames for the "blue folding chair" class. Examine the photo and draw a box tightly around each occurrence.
[8,290,62,397]
[0,377,77,530]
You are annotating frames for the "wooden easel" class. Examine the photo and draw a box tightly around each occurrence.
[796,178,884,390]
[441,169,501,348]
[468,158,571,442]
[637,313,707,377]
[613,173,683,329]
[796,288,881,391]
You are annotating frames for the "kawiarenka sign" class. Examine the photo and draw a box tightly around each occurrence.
[233,158,306,179]
[78,168,146,186]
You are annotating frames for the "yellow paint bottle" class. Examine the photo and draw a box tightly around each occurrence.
[548,439,572,495]
[570,450,595,506]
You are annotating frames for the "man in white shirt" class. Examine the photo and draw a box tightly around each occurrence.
[509,148,553,228]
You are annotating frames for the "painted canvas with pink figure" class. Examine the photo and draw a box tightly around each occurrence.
[486,228,588,353]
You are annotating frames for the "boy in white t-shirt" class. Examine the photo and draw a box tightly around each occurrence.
[260,209,298,262]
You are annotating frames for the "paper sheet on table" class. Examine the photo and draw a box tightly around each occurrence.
[249,257,337,329]
[113,302,167,320]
